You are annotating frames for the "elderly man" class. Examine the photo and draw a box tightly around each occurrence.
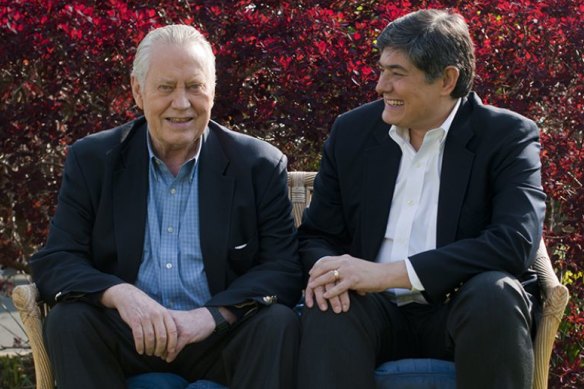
[298,9,545,389]
[30,25,302,389]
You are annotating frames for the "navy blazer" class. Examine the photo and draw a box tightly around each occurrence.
[298,92,546,303]
[31,117,303,309]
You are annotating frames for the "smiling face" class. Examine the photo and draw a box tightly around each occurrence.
[131,41,214,159]
[375,48,456,133]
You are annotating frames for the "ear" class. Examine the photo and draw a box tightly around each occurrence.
[441,66,460,96]
[131,76,144,110]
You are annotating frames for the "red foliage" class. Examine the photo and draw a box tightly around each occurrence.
[0,0,582,385]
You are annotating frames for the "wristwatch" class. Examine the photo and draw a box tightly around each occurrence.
[207,306,231,335]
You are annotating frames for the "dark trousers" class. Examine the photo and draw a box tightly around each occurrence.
[44,303,299,389]
[298,271,536,389]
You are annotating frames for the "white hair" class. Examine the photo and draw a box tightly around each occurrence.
[131,24,216,88]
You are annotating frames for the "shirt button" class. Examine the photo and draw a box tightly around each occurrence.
[166,262,173,269]
[170,188,176,195]
[167,226,174,233]
[407,200,414,206]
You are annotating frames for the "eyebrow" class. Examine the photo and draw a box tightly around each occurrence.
[378,62,409,72]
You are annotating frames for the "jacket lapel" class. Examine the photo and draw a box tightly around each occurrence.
[198,126,234,294]
[112,120,149,282]
[436,96,475,247]
[358,120,401,261]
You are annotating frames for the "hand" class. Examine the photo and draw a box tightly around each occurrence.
[305,282,351,313]
[100,283,178,359]
[164,307,228,362]
[307,254,411,302]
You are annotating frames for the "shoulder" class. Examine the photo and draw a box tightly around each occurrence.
[70,117,146,155]
[336,99,385,127]
[465,93,538,137]
[324,100,390,156]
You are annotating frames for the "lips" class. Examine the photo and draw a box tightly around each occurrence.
[384,98,404,106]
[166,117,193,123]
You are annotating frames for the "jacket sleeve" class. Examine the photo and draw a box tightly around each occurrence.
[30,145,125,306]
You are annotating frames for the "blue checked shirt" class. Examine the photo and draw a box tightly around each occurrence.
[134,133,212,310]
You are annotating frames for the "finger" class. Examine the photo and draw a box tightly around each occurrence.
[165,351,176,363]
[308,256,329,276]
[339,291,351,312]
[323,279,350,300]
[142,321,156,356]
[307,270,340,290]
[329,296,343,314]
[325,282,343,313]
[313,286,329,311]
[305,286,315,308]
[165,338,186,363]
[152,316,169,357]
[164,314,178,357]
[132,322,145,355]
[309,260,338,278]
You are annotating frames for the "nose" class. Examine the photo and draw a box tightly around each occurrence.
[171,87,190,110]
[375,74,391,95]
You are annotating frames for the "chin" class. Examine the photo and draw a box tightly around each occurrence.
[381,111,396,126]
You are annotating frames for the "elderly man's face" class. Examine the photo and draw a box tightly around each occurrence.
[131,42,214,158]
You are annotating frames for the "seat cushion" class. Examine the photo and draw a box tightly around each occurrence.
[126,372,189,389]
[374,358,456,389]
[127,359,454,389]
[127,373,227,389]
[186,380,228,389]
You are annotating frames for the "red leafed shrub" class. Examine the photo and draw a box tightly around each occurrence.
[0,0,582,386]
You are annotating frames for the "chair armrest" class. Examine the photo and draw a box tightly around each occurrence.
[532,239,570,389]
[12,284,54,389]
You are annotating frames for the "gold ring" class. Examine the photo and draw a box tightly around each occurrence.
[332,269,340,282]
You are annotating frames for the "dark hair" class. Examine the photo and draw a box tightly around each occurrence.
[376,9,475,98]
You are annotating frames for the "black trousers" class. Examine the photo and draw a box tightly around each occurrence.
[44,303,299,389]
[298,271,536,389]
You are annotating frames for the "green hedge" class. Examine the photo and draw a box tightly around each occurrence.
[0,354,34,389]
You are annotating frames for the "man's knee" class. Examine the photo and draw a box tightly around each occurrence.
[301,303,338,325]
[300,293,381,340]
[450,271,532,325]
[247,304,300,338]
[300,302,354,332]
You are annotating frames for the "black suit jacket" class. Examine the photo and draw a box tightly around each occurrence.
[298,92,546,303]
[31,117,303,309]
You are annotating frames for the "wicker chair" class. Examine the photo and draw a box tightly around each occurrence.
[12,171,569,389]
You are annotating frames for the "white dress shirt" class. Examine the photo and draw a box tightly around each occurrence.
[376,99,461,304]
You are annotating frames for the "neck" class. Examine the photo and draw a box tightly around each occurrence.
[408,129,426,151]
[408,98,457,151]
[154,139,200,176]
